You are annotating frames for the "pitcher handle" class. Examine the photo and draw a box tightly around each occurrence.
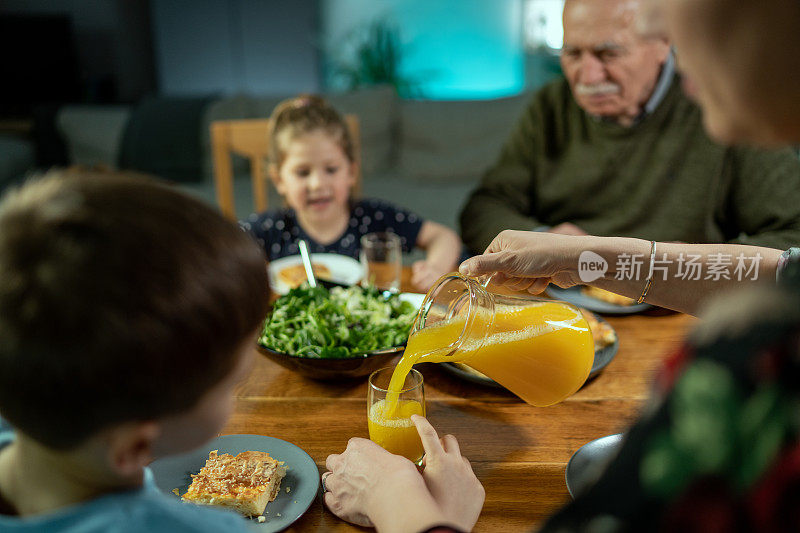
[478,273,494,288]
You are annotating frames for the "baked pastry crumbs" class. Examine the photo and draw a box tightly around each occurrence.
[182,450,286,517]
[580,310,618,350]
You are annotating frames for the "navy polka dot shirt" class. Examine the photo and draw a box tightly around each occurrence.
[240,198,424,261]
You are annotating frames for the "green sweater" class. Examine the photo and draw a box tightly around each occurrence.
[460,76,800,253]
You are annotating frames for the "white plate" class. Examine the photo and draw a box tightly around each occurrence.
[268,253,364,294]
[150,434,319,531]
[397,292,425,309]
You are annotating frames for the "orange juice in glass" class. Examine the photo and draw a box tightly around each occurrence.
[368,367,425,464]
[386,273,594,408]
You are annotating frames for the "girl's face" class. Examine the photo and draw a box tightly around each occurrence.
[274,129,355,225]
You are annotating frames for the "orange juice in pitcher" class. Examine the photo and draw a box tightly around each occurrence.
[387,274,594,408]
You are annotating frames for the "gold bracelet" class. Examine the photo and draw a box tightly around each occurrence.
[637,240,656,304]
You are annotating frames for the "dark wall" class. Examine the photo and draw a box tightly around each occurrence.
[3,0,323,107]
[1,0,156,105]
[151,0,320,96]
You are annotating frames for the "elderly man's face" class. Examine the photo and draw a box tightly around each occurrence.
[561,0,670,125]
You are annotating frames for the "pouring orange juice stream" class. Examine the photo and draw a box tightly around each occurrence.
[385,289,594,414]
[368,394,425,463]
[368,274,594,461]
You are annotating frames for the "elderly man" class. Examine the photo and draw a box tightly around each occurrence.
[459,0,800,253]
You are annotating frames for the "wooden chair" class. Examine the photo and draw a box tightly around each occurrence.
[210,116,361,220]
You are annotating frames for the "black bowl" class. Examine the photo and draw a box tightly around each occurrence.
[256,344,404,380]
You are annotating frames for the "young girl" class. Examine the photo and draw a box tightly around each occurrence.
[241,95,462,292]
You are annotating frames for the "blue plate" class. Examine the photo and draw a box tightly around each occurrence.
[546,285,653,315]
[149,434,319,531]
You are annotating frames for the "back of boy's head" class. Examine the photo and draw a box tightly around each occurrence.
[269,94,355,167]
[0,170,270,450]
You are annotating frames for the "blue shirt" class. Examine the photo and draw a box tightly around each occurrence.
[0,419,253,532]
[241,198,424,261]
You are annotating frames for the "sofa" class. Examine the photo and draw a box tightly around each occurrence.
[0,134,35,189]
[54,85,537,231]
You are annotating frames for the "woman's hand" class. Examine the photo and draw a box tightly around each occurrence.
[323,438,448,533]
[413,415,485,531]
[459,230,586,294]
[323,438,421,528]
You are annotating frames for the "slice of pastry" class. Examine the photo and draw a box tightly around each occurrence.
[580,310,618,350]
[581,286,636,306]
[182,450,286,517]
[278,263,332,288]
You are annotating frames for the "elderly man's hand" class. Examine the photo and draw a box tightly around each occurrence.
[549,222,588,236]
[459,230,587,294]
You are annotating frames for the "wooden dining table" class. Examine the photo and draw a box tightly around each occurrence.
[226,268,695,532]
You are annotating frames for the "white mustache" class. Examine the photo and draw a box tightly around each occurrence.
[575,83,620,96]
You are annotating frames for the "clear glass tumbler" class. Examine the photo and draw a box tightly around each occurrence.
[367,366,425,464]
[360,232,402,292]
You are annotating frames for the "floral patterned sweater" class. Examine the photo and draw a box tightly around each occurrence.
[541,248,800,531]
[429,248,800,532]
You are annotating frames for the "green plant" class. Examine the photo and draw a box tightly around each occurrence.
[327,19,425,98]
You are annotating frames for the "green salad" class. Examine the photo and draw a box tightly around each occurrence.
[258,285,418,359]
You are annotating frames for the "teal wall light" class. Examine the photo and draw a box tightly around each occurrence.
[322,0,524,100]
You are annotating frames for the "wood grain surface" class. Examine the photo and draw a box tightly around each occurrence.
[232,271,694,531]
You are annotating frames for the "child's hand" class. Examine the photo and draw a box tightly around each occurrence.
[413,415,485,531]
[411,260,451,292]
[412,220,461,291]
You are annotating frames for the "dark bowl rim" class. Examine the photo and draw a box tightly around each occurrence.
[255,342,406,360]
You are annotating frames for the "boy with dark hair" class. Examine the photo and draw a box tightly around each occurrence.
[0,170,270,531]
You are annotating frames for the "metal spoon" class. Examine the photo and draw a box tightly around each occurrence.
[298,240,316,288]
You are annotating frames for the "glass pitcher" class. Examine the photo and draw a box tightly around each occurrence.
[405,273,594,406]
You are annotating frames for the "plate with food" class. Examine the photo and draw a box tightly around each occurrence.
[442,309,619,387]
[546,285,653,315]
[149,434,318,531]
[268,253,364,294]
[258,285,421,379]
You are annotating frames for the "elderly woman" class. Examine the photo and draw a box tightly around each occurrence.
[322,0,800,530]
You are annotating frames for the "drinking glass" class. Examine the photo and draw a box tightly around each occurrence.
[360,232,402,292]
[367,367,426,464]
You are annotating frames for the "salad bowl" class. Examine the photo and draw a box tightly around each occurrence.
[257,285,419,380]
[256,344,403,380]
